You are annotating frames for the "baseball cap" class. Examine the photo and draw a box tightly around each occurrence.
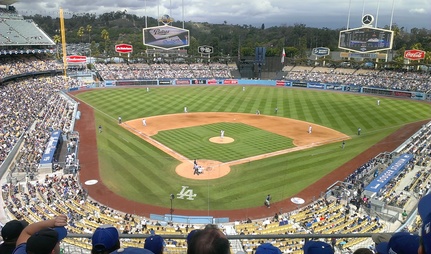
[111,247,155,254]
[303,241,334,254]
[1,220,29,241]
[92,225,120,251]
[144,235,165,254]
[375,232,419,254]
[418,193,431,254]
[372,233,393,244]
[26,227,67,254]
[255,243,282,254]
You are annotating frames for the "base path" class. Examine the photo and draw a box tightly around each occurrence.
[122,112,349,181]
[72,94,429,221]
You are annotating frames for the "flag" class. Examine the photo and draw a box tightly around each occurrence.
[281,48,286,64]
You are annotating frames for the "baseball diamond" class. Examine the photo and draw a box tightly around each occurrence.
[72,85,431,220]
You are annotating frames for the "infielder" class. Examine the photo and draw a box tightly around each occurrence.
[142,118,147,126]
[308,125,312,134]
[220,130,225,139]
[118,116,122,124]
[184,106,188,113]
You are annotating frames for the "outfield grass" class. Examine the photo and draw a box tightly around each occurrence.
[76,86,431,210]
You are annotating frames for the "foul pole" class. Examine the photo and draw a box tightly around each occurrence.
[59,8,67,77]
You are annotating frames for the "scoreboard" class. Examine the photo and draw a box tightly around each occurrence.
[339,27,393,53]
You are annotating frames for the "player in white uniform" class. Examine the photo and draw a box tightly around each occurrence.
[142,118,146,126]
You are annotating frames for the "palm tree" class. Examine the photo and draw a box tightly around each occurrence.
[77,27,85,43]
[86,25,92,43]
[53,35,61,59]
[101,29,110,55]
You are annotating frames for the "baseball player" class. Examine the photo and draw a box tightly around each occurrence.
[142,118,147,126]
[308,125,312,134]
[118,116,122,124]
[220,130,224,139]
[146,87,150,92]
[377,99,380,106]
[184,106,188,113]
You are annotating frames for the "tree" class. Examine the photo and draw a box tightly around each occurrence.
[53,34,61,59]
[101,29,110,55]
[86,25,92,43]
[77,26,85,43]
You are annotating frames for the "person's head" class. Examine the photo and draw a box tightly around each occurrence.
[303,241,334,254]
[91,225,120,254]
[375,232,420,254]
[419,193,431,254]
[255,243,282,254]
[111,247,154,254]
[144,235,165,254]
[353,248,374,254]
[187,226,230,254]
[26,227,67,254]
[1,220,29,243]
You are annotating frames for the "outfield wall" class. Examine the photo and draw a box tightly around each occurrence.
[81,78,428,100]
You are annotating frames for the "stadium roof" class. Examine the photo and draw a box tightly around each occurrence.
[0,0,18,5]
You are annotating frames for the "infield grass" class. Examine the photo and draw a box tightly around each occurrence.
[152,122,294,162]
[76,86,431,211]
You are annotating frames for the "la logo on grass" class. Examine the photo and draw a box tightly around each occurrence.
[177,186,197,200]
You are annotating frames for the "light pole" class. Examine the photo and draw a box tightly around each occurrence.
[170,193,175,223]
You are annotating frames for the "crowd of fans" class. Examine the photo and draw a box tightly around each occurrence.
[94,62,236,80]
[284,67,431,92]
[0,76,79,176]
[0,55,61,77]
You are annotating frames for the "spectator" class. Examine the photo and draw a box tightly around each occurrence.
[0,220,29,254]
[187,226,230,254]
[255,243,282,254]
[144,235,165,254]
[303,241,334,254]
[353,248,373,254]
[12,214,68,254]
[91,225,121,254]
[418,193,431,254]
[111,247,154,254]
[375,231,419,254]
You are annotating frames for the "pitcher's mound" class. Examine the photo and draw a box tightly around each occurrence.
[176,159,231,180]
[209,136,234,144]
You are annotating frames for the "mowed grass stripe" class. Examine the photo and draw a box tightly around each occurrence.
[75,86,431,210]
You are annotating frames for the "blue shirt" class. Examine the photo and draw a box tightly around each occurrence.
[12,243,26,254]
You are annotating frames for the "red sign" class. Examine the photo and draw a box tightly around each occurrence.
[223,79,238,85]
[115,44,133,53]
[207,79,217,85]
[404,50,425,60]
[66,55,87,63]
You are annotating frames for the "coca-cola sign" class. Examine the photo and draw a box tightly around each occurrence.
[66,55,87,63]
[404,50,425,60]
[115,44,133,53]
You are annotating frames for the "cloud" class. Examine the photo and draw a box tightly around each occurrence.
[12,0,431,29]
[409,8,427,14]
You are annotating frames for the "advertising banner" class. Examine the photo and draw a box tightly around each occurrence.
[223,79,238,84]
[364,154,413,194]
[192,79,207,84]
[40,130,62,165]
[175,80,191,85]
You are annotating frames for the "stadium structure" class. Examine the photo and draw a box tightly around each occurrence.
[0,2,431,254]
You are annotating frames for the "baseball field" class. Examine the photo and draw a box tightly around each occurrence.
[72,85,431,219]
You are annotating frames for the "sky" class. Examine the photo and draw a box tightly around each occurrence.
[10,0,431,30]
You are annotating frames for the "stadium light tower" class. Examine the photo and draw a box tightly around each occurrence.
[170,193,175,223]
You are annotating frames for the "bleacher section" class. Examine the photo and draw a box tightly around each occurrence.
[0,16,54,45]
